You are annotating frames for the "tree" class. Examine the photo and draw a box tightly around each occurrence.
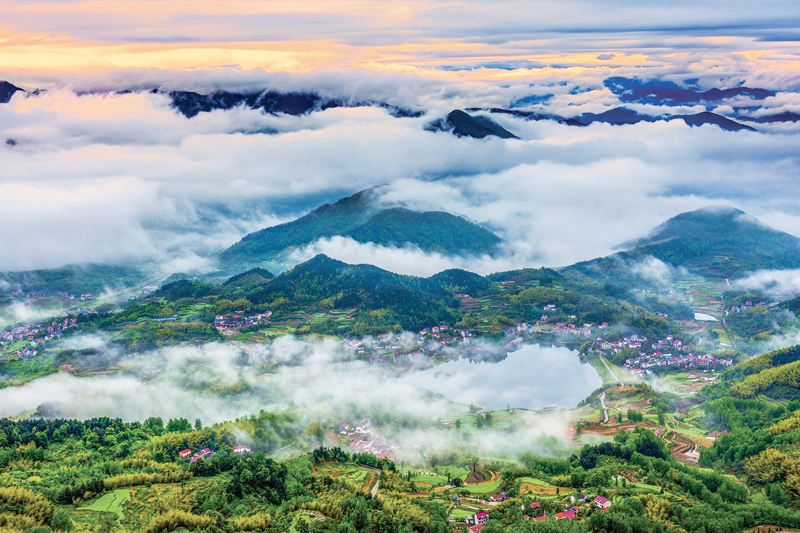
[195,418,203,431]
[51,509,74,531]
[657,408,665,426]
[455,420,462,430]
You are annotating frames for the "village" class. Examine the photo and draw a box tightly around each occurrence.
[337,418,404,463]
[0,316,79,360]
[589,334,733,372]
[214,311,272,335]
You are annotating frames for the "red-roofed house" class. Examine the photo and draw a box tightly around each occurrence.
[595,496,611,509]
[179,449,191,458]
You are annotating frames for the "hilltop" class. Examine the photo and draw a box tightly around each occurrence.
[622,206,800,278]
[219,188,502,269]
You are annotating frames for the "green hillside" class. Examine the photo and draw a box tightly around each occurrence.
[623,206,800,278]
[219,189,501,267]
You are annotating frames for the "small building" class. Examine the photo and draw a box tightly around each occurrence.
[595,496,611,510]
[489,493,508,502]
[475,512,488,525]
[179,449,191,458]
[233,445,250,454]
[468,525,484,533]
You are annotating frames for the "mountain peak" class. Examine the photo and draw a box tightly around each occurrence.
[426,109,518,139]
[624,206,800,278]
[0,81,23,104]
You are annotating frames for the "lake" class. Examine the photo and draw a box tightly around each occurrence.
[405,344,602,411]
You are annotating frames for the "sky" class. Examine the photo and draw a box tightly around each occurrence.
[2,1,800,276]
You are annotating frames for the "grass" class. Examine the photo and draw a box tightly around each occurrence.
[81,489,131,521]
[413,473,449,485]
[435,465,471,480]
[450,508,476,519]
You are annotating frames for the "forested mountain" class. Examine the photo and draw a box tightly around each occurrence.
[620,206,800,278]
[219,188,502,268]
[0,264,146,294]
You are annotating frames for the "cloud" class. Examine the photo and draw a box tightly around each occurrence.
[3,84,800,275]
[733,269,800,298]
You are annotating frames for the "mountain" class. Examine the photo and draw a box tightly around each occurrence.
[575,107,755,131]
[0,81,23,103]
[224,254,463,332]
[219,188,502,267]
[168,89,424,119]
[738,112,800,124]
[478,108,585,127]
[604,77,775,106]
[622,206,800,278]
[578,107,656,125]
[672,112,756,132]
[425,110,518,139]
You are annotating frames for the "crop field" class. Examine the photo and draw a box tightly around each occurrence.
[462,474,502,495]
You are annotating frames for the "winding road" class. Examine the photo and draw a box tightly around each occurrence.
[599,392,609,423]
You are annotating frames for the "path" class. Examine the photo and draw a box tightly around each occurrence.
[599,392,609,424]
[722,313,737,350]
[371,481,380,497]
[598,355,622,385]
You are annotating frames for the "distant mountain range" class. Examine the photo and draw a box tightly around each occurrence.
[168,89,425,119]
[219,187,502,269]
[604,77,775,106]
[3,79,794,140]
[476,107,757,132]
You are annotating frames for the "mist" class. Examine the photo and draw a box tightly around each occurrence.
[0,335,593,460]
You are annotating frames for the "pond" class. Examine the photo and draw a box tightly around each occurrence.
[405,344,602,411]
[694,313,718,321]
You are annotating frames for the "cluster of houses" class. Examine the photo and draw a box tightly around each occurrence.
[214,312,271,334]
[725,300,779,314]
[179,447,215,463]
[625,353,733,372]
[1,317,79,360]
[553,323,592,337]
[179,445,249,461]
[521,494,611,523]
[339,419,402,462]
[592,333,733,370]
[458,495,611,531]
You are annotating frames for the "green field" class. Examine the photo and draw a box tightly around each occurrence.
[450,508,476,519]
[81,489,131,521]
[413,473,449,485]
